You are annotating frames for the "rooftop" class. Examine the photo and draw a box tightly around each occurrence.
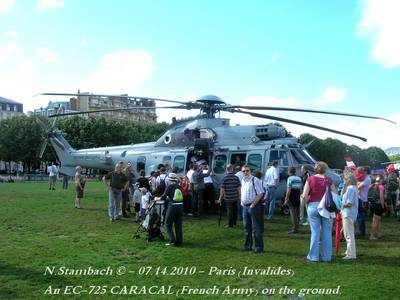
[0,96,23,105]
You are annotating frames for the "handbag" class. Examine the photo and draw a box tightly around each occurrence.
[323,179,337,213]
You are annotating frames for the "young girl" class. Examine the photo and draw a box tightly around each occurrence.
[74,166,86,209]
[370,176,386,240]
[140,187,152,220]
[341,170,359,259]
[132,183,142,222]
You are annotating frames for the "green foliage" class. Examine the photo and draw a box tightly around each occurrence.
[389,154,400,162]
[0,116,44,171]
[0,116,168,171]
[299,134,389,169]
[56,116,168,149]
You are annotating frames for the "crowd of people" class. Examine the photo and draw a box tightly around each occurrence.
[47,157,400,259]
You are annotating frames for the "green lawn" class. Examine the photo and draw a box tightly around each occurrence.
[0,182,399,299]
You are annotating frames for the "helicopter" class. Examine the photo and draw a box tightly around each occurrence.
[36,93,396,201]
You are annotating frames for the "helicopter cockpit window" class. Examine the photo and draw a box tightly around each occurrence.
[291,149,313,165]
[213,155,227,174]
[199,128,215,140]
[268,150,289,166]
[137,156,146,172]
[247,154,262,171]
[173,156,185,173]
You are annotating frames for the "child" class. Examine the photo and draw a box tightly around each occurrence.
[132,183,142,222]
[140,187,152,220]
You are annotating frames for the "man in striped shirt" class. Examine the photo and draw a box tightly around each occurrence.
[219,164,241,228]
[241,165,265,253]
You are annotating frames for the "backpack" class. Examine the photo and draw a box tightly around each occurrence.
[386,177,399,194]
[173,188,183,202]
[154,175,166,196]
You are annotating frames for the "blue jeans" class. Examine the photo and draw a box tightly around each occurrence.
[266,186,277,220]
[108,188,122,220]
[243,204,264,252]
[307,202,333,262]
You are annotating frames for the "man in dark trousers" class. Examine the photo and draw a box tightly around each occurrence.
[191,164,211,217]
[219,164,241,228]
[103,163,128,222]
[155,173,184,247]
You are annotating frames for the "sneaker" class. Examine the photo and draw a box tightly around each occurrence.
[302,222,309,226]
[110,218,114,222]
[342,256,356,260]
[165,243,174,246]
[369,235,378,240]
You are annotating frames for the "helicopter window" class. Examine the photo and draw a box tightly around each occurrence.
[213,155,227,174]
[137,156,146,172]
[268,150,289,166]
[163,156,172,166]
[173,156,185,174]
[199,129,215,139]
[291,149,313,165]
[302,149,315,164]
[230,153,246,167]
[247,154,262,171]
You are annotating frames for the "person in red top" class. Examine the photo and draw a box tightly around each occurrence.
[302,161,337,262]
[180,176,191,214]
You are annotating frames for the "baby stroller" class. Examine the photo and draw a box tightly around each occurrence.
[133,200,164,242]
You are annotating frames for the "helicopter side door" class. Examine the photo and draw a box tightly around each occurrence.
[265,148,292,201]
[211,152,228,188]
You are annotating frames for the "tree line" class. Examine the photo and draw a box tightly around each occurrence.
[299,133,389,169]
[0,115,168,173]
[0,115,390,173]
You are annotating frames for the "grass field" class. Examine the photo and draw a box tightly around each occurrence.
[0,181,399,300]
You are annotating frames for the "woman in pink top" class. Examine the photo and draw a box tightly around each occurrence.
[369,175,386,240]
[302,161,337,262]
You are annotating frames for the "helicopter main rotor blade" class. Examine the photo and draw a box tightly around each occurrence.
[230,109,368,142]
[38,140,48,158]
[225,105,397,124]
[37,93,189,105]
[47,105,189,118]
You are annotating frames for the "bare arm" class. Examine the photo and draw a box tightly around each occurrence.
[218,188,225,204]
[284,186,291,205]
[301,181,310,203]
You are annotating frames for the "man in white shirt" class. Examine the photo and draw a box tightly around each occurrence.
[47,162,58,190]
[264,160,279,221]
[241,165,265,253]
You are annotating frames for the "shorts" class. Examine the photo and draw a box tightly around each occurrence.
[373,203,385,216]
[134,202,140,212]
[49,176,57,183]
[76,187,84,198]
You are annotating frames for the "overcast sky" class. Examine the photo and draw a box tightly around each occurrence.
[0,0,399,149]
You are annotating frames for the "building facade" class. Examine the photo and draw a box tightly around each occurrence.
[32,100,77,117]
[0,97,24,120]
[71,92,157,122]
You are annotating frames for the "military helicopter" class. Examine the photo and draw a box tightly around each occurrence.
[36,93,396,200]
